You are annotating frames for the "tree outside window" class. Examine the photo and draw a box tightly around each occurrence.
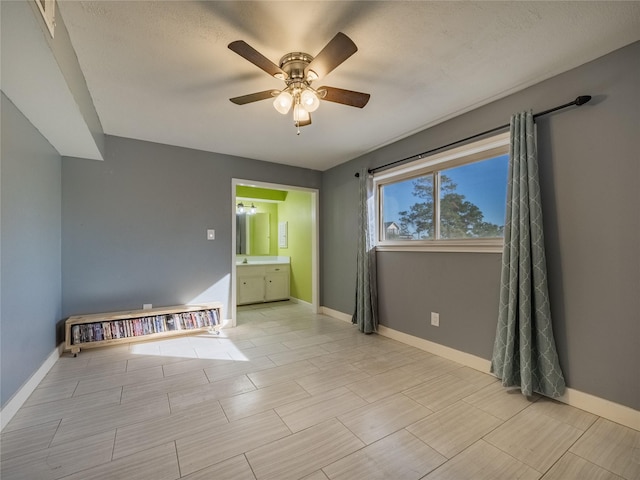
[380,153,507,241]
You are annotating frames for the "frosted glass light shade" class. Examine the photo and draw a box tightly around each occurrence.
[273,91,293,114]
[300,89,320,112]
[293,103,310,123]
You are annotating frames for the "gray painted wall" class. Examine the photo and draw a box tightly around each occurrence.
[1,93,62,407]
[62,135,321,318]
[377,252,501,359]
[321,42,640,409]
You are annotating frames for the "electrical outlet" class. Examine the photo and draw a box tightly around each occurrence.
[431,312,440,327]
[143,304,152,310]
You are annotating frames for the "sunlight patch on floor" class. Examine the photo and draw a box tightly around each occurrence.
[129,333,249,361]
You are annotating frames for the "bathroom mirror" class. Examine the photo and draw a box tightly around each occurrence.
[236,213,270,255]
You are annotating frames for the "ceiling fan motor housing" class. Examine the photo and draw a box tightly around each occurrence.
[279,52,314,85]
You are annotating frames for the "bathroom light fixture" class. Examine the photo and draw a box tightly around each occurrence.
[237,202,257,215]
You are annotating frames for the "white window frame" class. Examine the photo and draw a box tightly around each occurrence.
[374,132,509,253]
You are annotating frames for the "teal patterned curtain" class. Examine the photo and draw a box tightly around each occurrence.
[491,111,565,398]
[352,167,378,333]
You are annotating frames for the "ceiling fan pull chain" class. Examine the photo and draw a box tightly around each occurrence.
[296,121,301,136]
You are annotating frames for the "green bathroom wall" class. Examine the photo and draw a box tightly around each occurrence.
[237,185,287,202]
[277,190,312,303]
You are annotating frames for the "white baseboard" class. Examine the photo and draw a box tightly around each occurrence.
[556,387,640,431]
[377,324,492,373]
[1,344,62,431]
[321,307,639,431]
[288,297,312,308]
[320,306,352,323]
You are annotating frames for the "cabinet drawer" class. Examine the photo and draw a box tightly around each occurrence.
[237,265,265,276]
[265,265,289,273]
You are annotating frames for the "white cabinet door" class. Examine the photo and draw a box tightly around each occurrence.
[238,275,265,305]
[265,272,289,301]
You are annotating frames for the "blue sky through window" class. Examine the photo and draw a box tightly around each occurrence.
[382,154,508,228]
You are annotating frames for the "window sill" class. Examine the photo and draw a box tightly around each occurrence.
[376,240,503,254]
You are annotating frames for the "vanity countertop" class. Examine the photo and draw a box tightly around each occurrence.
[236,256,290,266]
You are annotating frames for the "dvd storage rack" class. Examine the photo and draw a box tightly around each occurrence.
[64,302,223,356]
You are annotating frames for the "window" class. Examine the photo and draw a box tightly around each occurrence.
[376,133,509,252]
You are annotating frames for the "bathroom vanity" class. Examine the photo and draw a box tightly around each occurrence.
[236,257,290,305]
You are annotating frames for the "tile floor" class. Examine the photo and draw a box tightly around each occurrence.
[1,302,638,479]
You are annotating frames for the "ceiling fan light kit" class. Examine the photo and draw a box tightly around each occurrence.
[228,33,370,134]
[300,89,320,112]
[273,91,293,114]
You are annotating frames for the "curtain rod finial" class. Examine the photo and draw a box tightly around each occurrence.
[576,95,591,106]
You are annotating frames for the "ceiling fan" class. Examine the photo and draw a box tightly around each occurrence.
[228,32,371,133]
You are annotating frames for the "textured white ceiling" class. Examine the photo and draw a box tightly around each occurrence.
[58,1,640,171]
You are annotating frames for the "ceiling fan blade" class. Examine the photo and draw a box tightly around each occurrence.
[318,86,370,108]
[228,40,288,80]
[229,90,279,105]
[305,32,357,81]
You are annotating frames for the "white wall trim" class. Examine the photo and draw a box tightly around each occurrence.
[1,344,62,431]
[555,388,640,431]
[321,306,352,323]
[289,297,312,308]
[376,324,492,372]
[376,244,503,254]
[321,308,639,431]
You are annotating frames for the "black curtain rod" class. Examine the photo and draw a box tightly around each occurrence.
[355,95,591,177]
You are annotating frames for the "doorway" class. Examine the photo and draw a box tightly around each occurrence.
[230,179,319,327]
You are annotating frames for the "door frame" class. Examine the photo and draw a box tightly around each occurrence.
[230,178,319,327]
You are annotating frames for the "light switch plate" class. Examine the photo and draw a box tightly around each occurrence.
[207,229,215,240]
